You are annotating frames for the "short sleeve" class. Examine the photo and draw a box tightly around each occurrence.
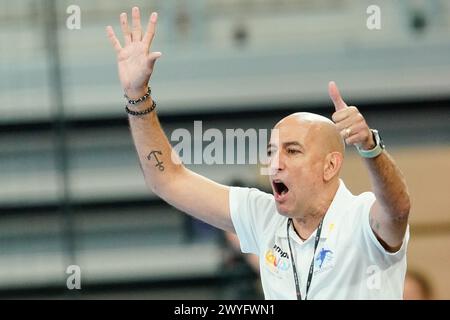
[229,187,276,255]
[359,192,410,263]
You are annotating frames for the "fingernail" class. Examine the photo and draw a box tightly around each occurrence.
[151,12,158,23]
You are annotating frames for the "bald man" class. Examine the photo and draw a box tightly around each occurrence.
[107,7,410,299]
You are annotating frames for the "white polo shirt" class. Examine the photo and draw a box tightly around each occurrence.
[229,180,409,300]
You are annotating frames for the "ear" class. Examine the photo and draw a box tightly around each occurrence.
[323,152,343,182]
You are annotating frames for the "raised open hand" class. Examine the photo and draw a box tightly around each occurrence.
[106,7,161,99]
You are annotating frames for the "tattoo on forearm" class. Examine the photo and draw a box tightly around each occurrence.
[147,150,165,171]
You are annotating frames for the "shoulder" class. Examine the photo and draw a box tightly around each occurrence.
[353,191,376,210]
[342,190,376,215]
[331,184,376,233]
[229,186,275,209]
[229,186,283,254]
[334,181,376,218]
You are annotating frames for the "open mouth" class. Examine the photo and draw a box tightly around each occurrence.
[273,180,289,197]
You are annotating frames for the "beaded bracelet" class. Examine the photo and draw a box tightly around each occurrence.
[125,100,157,116]
[124,87,152,105]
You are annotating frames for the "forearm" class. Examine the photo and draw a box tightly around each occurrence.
[128,99,233,232]
[364,151,411,220]
[127,98,184,196]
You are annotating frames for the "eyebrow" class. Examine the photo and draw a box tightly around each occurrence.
[283,141,304,149]
[267,141,304,150]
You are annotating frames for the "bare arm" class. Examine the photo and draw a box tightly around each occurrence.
[106,7,234,233]
[329,81,410,251]
[363,152,410,251]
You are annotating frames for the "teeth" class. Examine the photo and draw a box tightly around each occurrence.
[281,189,288,195]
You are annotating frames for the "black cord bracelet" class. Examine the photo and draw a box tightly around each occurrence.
[124,87,152,105]
[125,100,157,116]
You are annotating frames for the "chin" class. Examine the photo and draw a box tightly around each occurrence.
[275,202,292,217]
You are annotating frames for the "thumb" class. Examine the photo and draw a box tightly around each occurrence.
[147,51,162,69]
[328,81,347,111]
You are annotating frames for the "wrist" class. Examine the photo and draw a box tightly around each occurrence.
[360,137,376,150]
[124,86,157,117]
[357,128,375,150]
[127,97,153,110]
[125,86,151,105]
[126,99,156,117]
[125,87,148,100]
[357,129,385,158]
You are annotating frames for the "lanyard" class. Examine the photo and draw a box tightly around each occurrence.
[286,217,324,300]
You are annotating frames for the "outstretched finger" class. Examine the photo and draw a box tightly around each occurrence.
[143,12,158,49]
[328,81,347,111]
[131,7,142,42]
[120,13,132,45]
[106,26,122,53]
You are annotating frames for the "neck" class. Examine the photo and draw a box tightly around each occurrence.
[292,212,325,241]
[292,180,339,240]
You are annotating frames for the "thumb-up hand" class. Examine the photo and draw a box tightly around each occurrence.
[329,81,375,150]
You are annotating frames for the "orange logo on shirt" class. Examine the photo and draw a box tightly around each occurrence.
[265,245,290,271]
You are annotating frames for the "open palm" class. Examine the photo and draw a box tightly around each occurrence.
[106,7,161,98]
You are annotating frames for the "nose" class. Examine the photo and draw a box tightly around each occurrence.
[269,150,284,174]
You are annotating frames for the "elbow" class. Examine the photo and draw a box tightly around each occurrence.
[397,205,410,221]
[147,180,162,197]
[147,179,172,201]
[146,177,169,198]
[146,165,186,198]
[396,192,411,221]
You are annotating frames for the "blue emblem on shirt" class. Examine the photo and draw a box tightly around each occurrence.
[315,247,334,270]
